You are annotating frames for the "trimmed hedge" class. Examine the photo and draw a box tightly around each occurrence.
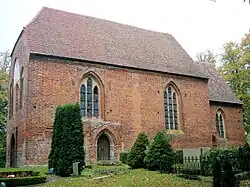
[48,103,85,177]
[120,151,130,164]
[0,171,46,187]
[96,160,121,166]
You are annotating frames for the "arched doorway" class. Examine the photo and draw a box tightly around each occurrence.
[10,134,16,167]
[97,134,110,160]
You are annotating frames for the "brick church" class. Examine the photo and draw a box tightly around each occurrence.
[6,7,245,167]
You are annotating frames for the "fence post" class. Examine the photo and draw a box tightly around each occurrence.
[200,148,204,176]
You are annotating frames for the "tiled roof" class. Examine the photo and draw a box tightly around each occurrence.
[23,7,207,78]
[18,7,241,104]
[200,62,242,104]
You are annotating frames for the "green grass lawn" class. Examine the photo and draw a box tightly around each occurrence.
[39,165,211,187]
[2,165,249,186]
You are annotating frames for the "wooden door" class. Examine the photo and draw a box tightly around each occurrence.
[97,134,110,160]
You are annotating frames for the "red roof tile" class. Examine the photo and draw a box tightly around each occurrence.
[17,7,241,104]
[24,7,207,78]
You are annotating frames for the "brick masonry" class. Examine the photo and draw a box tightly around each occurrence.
[83,118,121,164]
[6,35,245,166]
[210,103,245,147]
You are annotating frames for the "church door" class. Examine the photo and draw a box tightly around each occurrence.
[97,134,110,160]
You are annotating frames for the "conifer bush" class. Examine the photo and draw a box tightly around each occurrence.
[212,156,222,187]
[48,103,85,177]
[221,157,239,187]
[127,132,149,169]
[120,151,130,164]
[145,131,175,173]
[0,148,5,167]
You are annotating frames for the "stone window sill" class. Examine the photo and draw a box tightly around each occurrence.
[165,129,185,135]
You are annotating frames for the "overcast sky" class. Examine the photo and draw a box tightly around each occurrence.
[0,0,250,59]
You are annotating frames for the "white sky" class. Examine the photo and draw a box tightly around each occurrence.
[0,0,250,59]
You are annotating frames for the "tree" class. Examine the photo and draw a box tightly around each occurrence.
[145,131,175,173]
[127,132,149,169]
[0,71,8,148]
[0,51,10,149]
[196,50,217,64]
[48,106,61,170]
[0,50,10,73]
[218,31,250,134]
[48,103,85,177]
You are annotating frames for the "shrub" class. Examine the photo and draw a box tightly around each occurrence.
[175,150,183,164]
[96,160,120,166]
[0,171,46,187]
[127,132,149,169]
[212,156,222,187]
[201,148,223,176]
[238,144,250,172]
[177,174,201,181]
[120,151,130,164]
[48,103,85,177]
[201,145,250,177]
[0,148,5,167]
[221,157,239,187]
[145,131,175,173]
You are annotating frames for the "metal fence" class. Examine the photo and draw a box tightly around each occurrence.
[173,154,250,175]
[173,156,203,175]
[172,154,250,186]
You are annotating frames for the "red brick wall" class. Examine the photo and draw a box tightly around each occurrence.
[23,57,215,165]
[7,52,245,166]
[6,33,30,167]
[210,103,245,147]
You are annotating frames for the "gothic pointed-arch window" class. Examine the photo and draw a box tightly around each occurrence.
[9,82,13,119]
[80,85,86,116]
[20,67,24,109]
[13,59,20,85]
[87,78,92,117]
[15,84,20,112]
[13,59,21,113]
[93,86,99,117]
[80,75,100,118]
[216,110,225,138]
[164,86,179,130]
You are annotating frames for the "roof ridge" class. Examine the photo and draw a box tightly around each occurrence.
[41,6,171,36]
